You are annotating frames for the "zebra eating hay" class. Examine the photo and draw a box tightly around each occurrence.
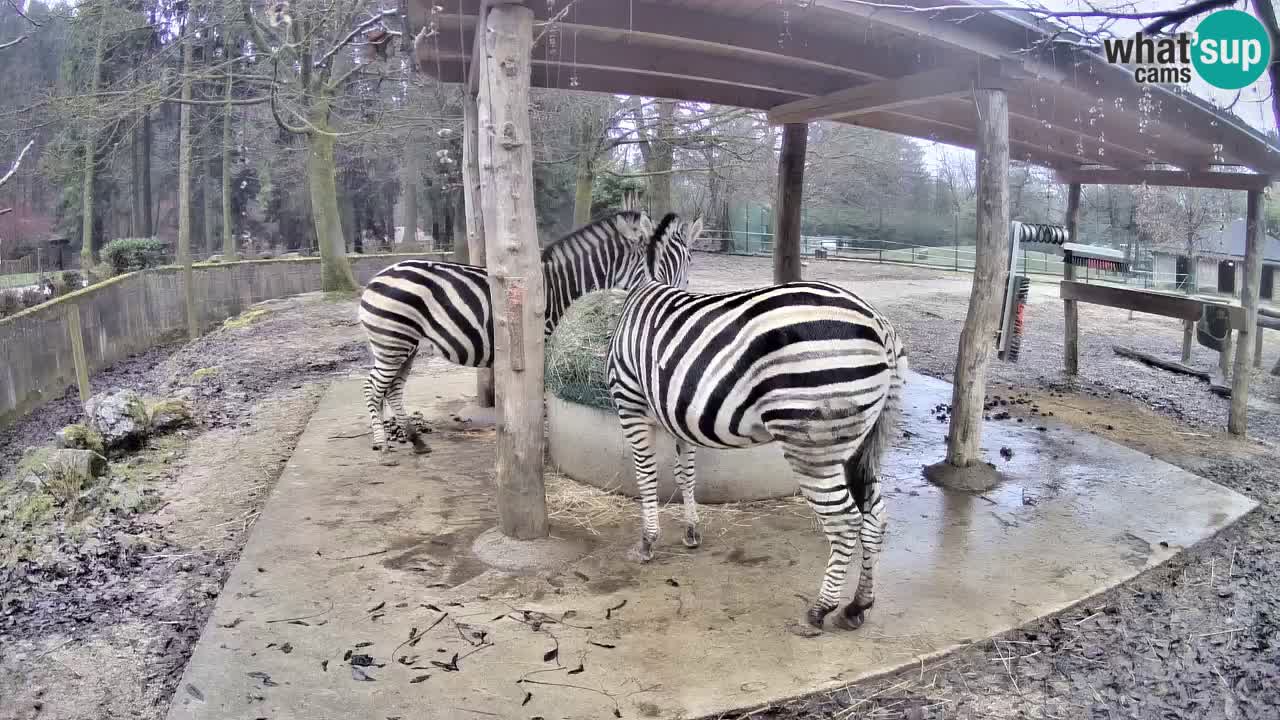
[358,210,691,453]
[607,213,907,637]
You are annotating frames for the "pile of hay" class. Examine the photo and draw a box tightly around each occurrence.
[545,290,628,410]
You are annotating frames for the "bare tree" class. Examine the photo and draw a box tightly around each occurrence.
[1136,184,1228,359]
[246,0,404,291]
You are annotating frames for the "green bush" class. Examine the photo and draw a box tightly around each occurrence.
[101,237,168,275]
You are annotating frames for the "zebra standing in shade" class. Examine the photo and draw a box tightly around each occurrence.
[607,214,907,636]
[359,210,673,452]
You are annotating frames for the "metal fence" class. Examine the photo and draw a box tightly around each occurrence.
[696,230,1073,278]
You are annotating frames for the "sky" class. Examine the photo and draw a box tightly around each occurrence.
[1020,0,1275,133]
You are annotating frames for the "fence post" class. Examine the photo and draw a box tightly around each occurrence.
[66,303,91,404]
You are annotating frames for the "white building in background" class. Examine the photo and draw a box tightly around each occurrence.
[1150,219,1280,303]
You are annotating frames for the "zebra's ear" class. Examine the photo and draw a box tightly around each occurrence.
[687,217,704,244]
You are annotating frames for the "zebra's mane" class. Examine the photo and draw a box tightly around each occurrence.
[647,212,680,272]
[541,210,645,261]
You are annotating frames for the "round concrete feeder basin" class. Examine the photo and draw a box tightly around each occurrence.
[546,394,797,503]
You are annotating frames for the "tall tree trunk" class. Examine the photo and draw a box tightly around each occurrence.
[400,149,418,247]
[222,70,236,260]
[203,134,218,257]
[131,124,143,236]
[178,33,198,340]
[646,100,676,213]
[141,111,153,237]
[80,13,106,267]
[572,115,594,225]
[451,190,467,263]
[307,109,358,292]
[573,152,593,226]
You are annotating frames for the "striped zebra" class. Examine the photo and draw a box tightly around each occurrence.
[359,210,672,452]
[607,215,907,637]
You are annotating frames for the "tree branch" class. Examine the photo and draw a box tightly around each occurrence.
[1253,0,1280,132]
[6,0,39,27]
[1143,0,1236,33]
[270,59,310,136]
[0,139,34,188]
[0,35,27,51]
[314,8,397,68]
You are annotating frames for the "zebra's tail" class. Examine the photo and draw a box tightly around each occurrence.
[844,328,907,500]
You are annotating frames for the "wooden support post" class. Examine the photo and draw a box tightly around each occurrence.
[1218,330,1233,378]
[1229,189,1265,435]
[66,303,90,404]
[1255,325,1264,369]
[477,2,548,540]
[943,86,1009,471]
[1063,183,1081,376]
[463,90,495,409]
[773,122,807,284]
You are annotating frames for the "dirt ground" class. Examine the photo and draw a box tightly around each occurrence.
[2,256,1280,719]
[0,293,365,720]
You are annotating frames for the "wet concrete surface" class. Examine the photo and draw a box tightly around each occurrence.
[167,367,1255,720]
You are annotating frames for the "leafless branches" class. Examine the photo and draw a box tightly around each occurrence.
[0,139,33,189]
[314,8,397,69]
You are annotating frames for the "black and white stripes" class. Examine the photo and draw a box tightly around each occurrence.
[358,211,665,450]
[606,213,907,636]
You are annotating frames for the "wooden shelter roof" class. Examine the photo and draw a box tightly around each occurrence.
[412,0,1280,183]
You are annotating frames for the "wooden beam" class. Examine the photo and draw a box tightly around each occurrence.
[1056,168,1272,192]
[1229,189,1265,436]
[944,86,1009,470]
[773,123,807,283]
[437,15,864,100]
[477,2,548,540]
[1063,183,1081,376]
[1058,280,1246,326]
[767,66,976,125]
[1113,346,1210,381]
[462,91,494,409]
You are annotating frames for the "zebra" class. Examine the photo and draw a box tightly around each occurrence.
[606,214,907,637]
[358,210,685,452]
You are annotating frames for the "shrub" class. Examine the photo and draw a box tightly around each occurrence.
[101,237,168,275]
[0,292,21,319]
[60,270,85,290]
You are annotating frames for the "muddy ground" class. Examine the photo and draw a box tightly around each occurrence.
[0,293,365,720]
[2,255,1280,719]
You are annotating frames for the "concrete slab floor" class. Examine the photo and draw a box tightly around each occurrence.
[168,368,1256,720]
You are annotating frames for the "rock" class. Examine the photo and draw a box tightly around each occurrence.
[49,449,108,480]
[55,423,106,455]
[85,390,149,451]
[148,398,194,433]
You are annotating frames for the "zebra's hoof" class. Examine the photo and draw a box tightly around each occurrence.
[833,607,865,631]
[786,620,823,638]
[682,526,702,548]
[627,540,654,563]
[411,440,432,455]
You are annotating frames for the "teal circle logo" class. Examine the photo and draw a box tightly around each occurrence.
[1192,10,1271,90]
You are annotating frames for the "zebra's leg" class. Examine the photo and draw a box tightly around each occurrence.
[784,449,864,637]
[619,414,660,563]
[839,412,893,629]
[365,347,410,452]
[674,441,701,548]
[386,349,430,454]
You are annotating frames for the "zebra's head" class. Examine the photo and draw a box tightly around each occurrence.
[646,212,698,290]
